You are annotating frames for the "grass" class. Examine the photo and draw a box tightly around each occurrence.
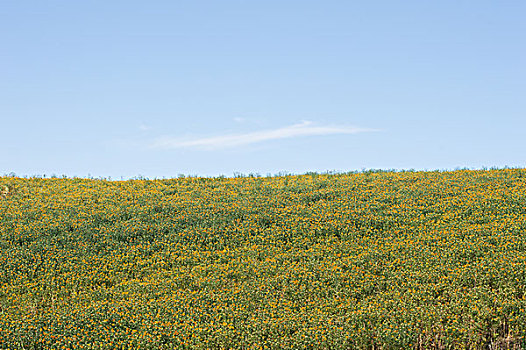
[1,169,525,349]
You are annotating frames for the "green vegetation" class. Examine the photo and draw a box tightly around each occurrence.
[1,169,525,349]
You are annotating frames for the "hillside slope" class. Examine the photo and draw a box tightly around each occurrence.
[1,169,526,349]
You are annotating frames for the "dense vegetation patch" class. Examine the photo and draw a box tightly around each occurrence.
[1,169,526,349]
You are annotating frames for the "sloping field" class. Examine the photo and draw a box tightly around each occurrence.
[1,169,525,349]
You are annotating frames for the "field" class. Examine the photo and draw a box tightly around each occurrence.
[1,169,526,349]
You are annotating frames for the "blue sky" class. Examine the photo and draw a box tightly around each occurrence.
[1,1,525,178]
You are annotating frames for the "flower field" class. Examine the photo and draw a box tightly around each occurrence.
[1,169,526,349]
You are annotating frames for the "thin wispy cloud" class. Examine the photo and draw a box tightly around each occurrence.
[139,124,153,131]
[151,121,377,150]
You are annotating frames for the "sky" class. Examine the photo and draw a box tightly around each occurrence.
[1,1,525,178]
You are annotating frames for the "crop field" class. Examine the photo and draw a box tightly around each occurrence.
[1,169,526,349]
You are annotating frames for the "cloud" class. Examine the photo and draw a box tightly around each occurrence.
[151,121,377,150]
[139,124,153,131]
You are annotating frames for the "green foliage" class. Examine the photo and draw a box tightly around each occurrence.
[0,169,526,348]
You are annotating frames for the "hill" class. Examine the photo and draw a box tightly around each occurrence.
[1,169,525,349]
